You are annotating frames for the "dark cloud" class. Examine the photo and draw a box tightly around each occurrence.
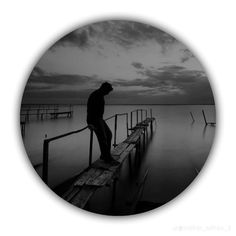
[23,65,214,105]
[51,29,89,49]
[25,66,95,92]
[112,65,214,104]
[180,49,194,63]
[131,62,144,69]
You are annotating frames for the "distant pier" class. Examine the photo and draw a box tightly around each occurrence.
[20,104,74,137]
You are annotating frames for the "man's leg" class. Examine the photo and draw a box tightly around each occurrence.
[102,120,112,152]
[92,120,111,160]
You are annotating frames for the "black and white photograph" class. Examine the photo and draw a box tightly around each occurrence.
[2,1,236,235]
[20,20,216,215]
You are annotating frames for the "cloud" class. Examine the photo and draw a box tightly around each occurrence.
[25,66,96,91]
[180,49,194,63]
[23,64,214,105]
[131,62,144,69]
[112,64,214,104]
[50,20,177,51]
[51,29,89,49]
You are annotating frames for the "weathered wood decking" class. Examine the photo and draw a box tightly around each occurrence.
[60,117,155,209]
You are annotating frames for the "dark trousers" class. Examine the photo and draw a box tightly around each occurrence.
[89,119,112,159]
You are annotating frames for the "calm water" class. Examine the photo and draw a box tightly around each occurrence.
[21,105,216,214]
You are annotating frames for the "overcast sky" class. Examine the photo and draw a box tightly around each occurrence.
[22,20,214,104]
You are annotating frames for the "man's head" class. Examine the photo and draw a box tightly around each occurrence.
[99,82,113,95]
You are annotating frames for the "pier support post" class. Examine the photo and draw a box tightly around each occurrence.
[136,110,138,125]
[150,109,153,133]
[202,109,208,125]
[130,112,133,130]
[37,109,39,120]
[143,129,146,150]
[42,140,49,185]
[190,112,195,122]
[88,128,94,167]
[126,113,129,137]
[113,114,118,147]
[128,153,132,174]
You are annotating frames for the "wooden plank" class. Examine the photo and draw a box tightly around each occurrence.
[70,185,97,209]
[63,186,81,202]
[74,168,97,186]
[92,159,117,170]
[62,184,75,199]
[125,130,140,143]
[124,129,142,144]
[87,170,114,186]
[85,169,104,185]
[111,142,129,156]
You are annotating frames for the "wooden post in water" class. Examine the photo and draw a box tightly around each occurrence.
[42,139,49,185]
[113,114,118,147]
[136,110,138,125]
[126,113,129,137]
[130,112,133,130]
[190,112,195,122]
[150,108,153,133]
[37,109,40,120]
[26,110,29,122]
[88,128,94,167]
[202,109,208,125]
[143,128,146,150]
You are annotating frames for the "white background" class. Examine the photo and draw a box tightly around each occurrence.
[0,1,235,235]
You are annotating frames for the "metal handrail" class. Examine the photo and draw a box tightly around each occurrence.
[42,108,152,185]
[130,109,148,128]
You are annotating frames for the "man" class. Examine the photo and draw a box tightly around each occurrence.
[87,82,119,164]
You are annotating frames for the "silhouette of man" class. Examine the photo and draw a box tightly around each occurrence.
[87,82,118,164]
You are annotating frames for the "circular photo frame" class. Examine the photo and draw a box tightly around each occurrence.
[20,20,216,215]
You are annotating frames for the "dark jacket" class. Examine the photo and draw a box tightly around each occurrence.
[87,89,105,124]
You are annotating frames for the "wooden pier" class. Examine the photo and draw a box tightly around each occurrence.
[41,109,156,209]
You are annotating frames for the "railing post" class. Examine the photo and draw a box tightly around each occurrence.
[145,110,147,119]
[42,140,49,185]
[141,110,143,122]
[136,110,138,125]
[126,113,129,137]
[130,112,133,130]
[150,108,153,133]
[89,128,94,167]
[113,114,118,147]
